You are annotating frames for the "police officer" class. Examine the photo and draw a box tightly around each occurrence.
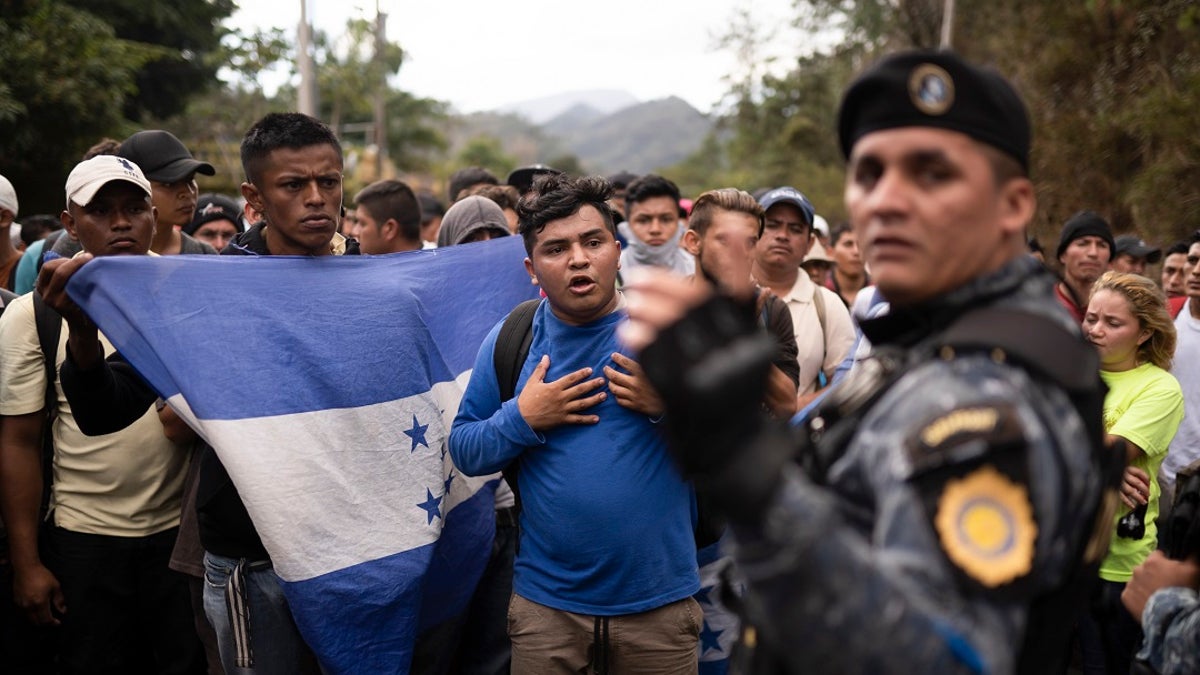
[621,50,1115,674]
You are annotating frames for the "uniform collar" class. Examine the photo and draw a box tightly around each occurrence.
[860,255,1044,349]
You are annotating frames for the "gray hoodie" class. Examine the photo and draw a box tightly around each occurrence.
[436,196,510,247]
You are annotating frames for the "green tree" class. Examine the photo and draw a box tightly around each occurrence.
[278,17,448,174]
[215,26,293,96]
[0,0,164,212]
[153,27,294,195]
[456,136,517,178]
[692,0,1200,245]
[62,0,237,122]
[384,89,450,174]
[547,154,585,177]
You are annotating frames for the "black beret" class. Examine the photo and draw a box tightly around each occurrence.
[838,50,1031,170]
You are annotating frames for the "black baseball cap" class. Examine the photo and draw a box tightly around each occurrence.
[1113,234,1162,264]
[119,130,215,183]
[184,193,243,236]
[507,165,562,194]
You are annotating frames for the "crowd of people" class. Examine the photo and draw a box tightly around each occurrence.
[0,47,1197,675]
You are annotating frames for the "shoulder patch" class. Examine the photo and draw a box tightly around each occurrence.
[921,407,1000,447]
[907,403,1025,475]
[934,465,1037,587]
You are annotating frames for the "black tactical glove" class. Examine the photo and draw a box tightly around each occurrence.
[640,293,793,523]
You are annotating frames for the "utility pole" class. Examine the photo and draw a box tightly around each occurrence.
[298,0,318,116]
[373,3,389,178]
[940,0,956,49]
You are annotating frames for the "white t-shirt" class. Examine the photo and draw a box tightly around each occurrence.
[1163,300,1200,491]
[779,273,856,395]
[0,294,187,537]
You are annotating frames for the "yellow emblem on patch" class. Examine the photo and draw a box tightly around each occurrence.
[934,466,1037,587]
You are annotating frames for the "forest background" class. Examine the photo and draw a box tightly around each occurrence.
[1,0,1197,248]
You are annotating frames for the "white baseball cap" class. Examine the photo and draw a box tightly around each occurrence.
[812,214,830,239]
[0,173,17,218]
[65,155,152,208]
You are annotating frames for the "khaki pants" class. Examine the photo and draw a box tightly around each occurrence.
[508,593,701,674]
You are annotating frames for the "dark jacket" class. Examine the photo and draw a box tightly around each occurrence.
[728,256,1109,674]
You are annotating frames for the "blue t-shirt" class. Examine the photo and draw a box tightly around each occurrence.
[14,238,45,294]
[449,299,698,615]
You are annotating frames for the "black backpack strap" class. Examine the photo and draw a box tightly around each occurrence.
[494,299,540,402]
[490,298,540,523]
[31,292,62,520]
[939,307,1101,396]
[31,293,61,413]
[32,293,62,413]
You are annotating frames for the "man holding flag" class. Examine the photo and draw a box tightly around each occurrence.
[42,112,352,674]
[38,113,526,673]
[1,155,203,673]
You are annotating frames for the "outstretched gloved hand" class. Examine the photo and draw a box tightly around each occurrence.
[622,271,793,523]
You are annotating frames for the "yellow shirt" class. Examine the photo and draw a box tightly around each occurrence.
[0,293,187,536]
[1098,363,1184,582]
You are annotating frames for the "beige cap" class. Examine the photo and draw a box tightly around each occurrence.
[65,155,152,208]
[801,240,834,267]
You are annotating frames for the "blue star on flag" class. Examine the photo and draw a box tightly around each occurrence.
[416,488,442,525]
[695,584,715,606]
[444,470,455,494]
[404,415,429,452]
[699,620,724,655]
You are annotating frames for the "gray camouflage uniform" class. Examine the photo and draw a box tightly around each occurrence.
[1136,586,1200,675]
[728,255,1108,674]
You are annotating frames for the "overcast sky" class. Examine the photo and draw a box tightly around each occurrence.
[230,0,801,114]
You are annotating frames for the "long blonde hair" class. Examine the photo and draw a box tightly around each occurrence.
[1090,271,1176,370]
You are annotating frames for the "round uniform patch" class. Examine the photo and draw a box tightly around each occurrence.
[909,63,955,115]
[934,466,1036,587]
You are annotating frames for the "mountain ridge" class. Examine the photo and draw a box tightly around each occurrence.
[450,91,711,175]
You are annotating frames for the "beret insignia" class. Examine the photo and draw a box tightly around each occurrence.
[909,63,954,115]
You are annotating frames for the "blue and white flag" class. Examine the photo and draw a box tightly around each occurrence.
[67,235,539,673]
[697,542,739,675]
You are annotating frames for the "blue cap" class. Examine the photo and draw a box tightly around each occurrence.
[758,187,815,227]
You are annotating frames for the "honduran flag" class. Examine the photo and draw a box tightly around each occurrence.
[66,235,539,673]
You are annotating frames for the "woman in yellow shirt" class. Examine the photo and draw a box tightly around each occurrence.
[1079,271,1184,675]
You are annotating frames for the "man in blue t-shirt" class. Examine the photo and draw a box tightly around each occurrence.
[449,174,700,673]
